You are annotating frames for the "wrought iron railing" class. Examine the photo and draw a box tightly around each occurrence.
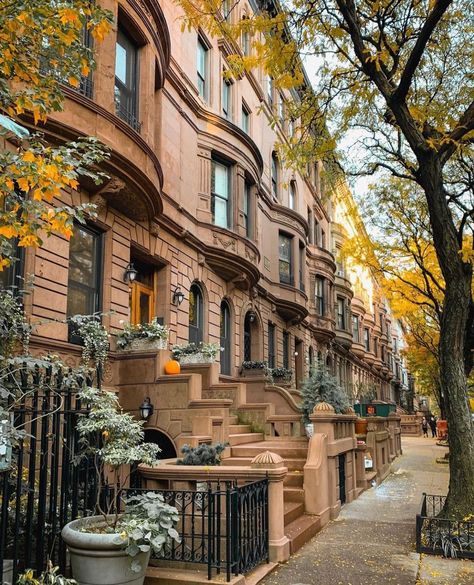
[116,479,269,581]
[0,365,98,584]
[416,493,474,559]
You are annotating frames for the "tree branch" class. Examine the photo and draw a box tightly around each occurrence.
[394,0,453,102]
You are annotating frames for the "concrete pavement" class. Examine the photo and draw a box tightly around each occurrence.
[261,437,474,585]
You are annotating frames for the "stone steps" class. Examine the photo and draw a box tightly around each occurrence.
[229,432,264,446]
[284,471,304,487]
[284,501,304,525]
[228,424,252,434]
[230,441,308,460]
[284,514,321,554]
[283,487,305,503]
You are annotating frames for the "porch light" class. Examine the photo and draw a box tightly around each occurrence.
[248,310,256,323]
[124,262,138,283]
[139,397,154,421]
[172,286,185,306]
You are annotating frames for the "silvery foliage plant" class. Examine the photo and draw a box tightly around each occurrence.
[114,492,180,572]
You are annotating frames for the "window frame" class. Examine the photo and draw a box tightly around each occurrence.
[315,276,325,316]
[279,232,293,285]
[222,73,232,120]
[197,37,209,101]
[267,321,276,369]
[352,314,360,342]
[211,158,231,229]
[364,327,370,352]
[241,101,250,134]
[67,223,103,342]
[114,25,140,131]
[289,181,296,210]
[336,296,346,330]
[282,331,290,369]
[243,180,252,238]
[271,151,279,199]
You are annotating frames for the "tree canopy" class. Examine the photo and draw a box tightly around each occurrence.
[0,0,112,269]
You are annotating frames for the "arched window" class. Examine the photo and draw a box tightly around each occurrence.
[244,312,253,361]
[189,283,204,343]
[220,300,231,375]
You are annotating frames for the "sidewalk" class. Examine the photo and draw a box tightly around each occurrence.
[261,437,474,585]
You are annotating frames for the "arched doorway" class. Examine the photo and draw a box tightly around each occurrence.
[144,429,177,460]
[220,300,231,375]
[189,283,204,344]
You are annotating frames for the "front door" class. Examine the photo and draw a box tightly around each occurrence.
[131,281,154,325]
[295,338,304,388]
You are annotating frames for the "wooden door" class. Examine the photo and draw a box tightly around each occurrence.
[131,281,155,325]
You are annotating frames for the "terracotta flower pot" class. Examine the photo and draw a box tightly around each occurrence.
[355,418,368,435]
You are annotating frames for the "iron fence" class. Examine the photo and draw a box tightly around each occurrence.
[416,493,474,559]
[0,364,97,584]
[118,478,269,582]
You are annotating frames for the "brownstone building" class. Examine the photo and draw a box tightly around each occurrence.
[1,0,408,443]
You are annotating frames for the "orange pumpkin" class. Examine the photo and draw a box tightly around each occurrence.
[164,359,181,375]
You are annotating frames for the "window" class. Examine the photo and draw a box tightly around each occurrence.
[336,297,346,330]
[243,181,252,238]
[352,315,360,342]
[189,283,204,344]
[299,242,305,292]
[115,26,139,131]
[315,276,325,316]
[242,18,250,56]
[314,219,321,247]
[211,160,230,228]
[271,151,278,199]
[289,181,296,210]
[241,102,250,133]
[279,233,293,285]
[288,117,295,138]
[0,243,23,292]
[67,224,102,320]
[321,229,326,249]
[379,313,384,330]
[374,337,378,357]
[282,331,290,369]
[197,38,208,100]
[267,322,275,369]
[220,300,231,375]
[381,344,386,363]
[364,328,370,352]
[277,93,284,123]
[222,76,232,119]
[307,208,313,243]
[267,76,274,106]
[222,0,231,20]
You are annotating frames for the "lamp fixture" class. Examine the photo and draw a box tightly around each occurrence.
[124,262,138,283]
[172,286,185,306]
[139,397,154,421]
[247,309,256,323]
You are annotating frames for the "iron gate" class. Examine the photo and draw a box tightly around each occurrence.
[0,364,97,584]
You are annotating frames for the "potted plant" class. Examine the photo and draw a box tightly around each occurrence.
[171,342,221,364]
[239,360,270,378]
[271,367,294,385]
[61,386,180,585]
[300,362,350,436]
[116,318,169,351]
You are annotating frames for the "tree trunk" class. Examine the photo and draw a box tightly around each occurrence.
[419,158,474,519]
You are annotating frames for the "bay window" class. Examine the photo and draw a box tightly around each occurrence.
[211,160,230,228]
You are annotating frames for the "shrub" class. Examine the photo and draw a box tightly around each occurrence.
[171,342,221,360]
[300,362,350,424]
[177,442,228,466]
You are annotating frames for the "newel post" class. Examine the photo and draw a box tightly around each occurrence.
[251,451,290,563]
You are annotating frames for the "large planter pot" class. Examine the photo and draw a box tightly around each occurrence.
[128,337,167,351]
[178,353,215,365]
[62,516,150,585]
[355,418,368,436]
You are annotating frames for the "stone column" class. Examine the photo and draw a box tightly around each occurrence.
[251,451,290,563]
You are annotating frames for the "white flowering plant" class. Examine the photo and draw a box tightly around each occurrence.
[75,386,180,570]
[171,342,222,360]
[68,314,109,371]
[116,318,169,350]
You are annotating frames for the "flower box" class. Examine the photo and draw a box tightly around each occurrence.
[128,337,167,351]
[179,353,215,365]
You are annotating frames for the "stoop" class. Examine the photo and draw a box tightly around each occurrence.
[145,563,278,585]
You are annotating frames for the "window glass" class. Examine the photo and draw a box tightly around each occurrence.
[242,105,250,133]
[197,39,208,99]
[222,78,231,119]
[364,328,370,351]
[268,322,275,369]
[114,27,139,130]
[67,224,102,318]
[315,276,324,315]
[283,331,289,369]
[352,315,360,341]
[289,182,296,210]
[211,160,230,228]
[271,152,278,198]
[279,233,292,284]
[243,182,251,237]
[189,283,203,343]
[337,297,345,330]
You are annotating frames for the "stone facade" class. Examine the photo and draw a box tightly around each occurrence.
[3,0,409,417]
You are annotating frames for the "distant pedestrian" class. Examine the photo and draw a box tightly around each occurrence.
[429,415,437,438]
[421,416,429,437]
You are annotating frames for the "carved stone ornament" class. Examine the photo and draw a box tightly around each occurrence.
[245,247,257,262]
[149,220,160,237]
[212,233,236,251]
[313,401,335,413]
[90,193,107,214]
[251,451,284,468]
[97,177,126,197]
